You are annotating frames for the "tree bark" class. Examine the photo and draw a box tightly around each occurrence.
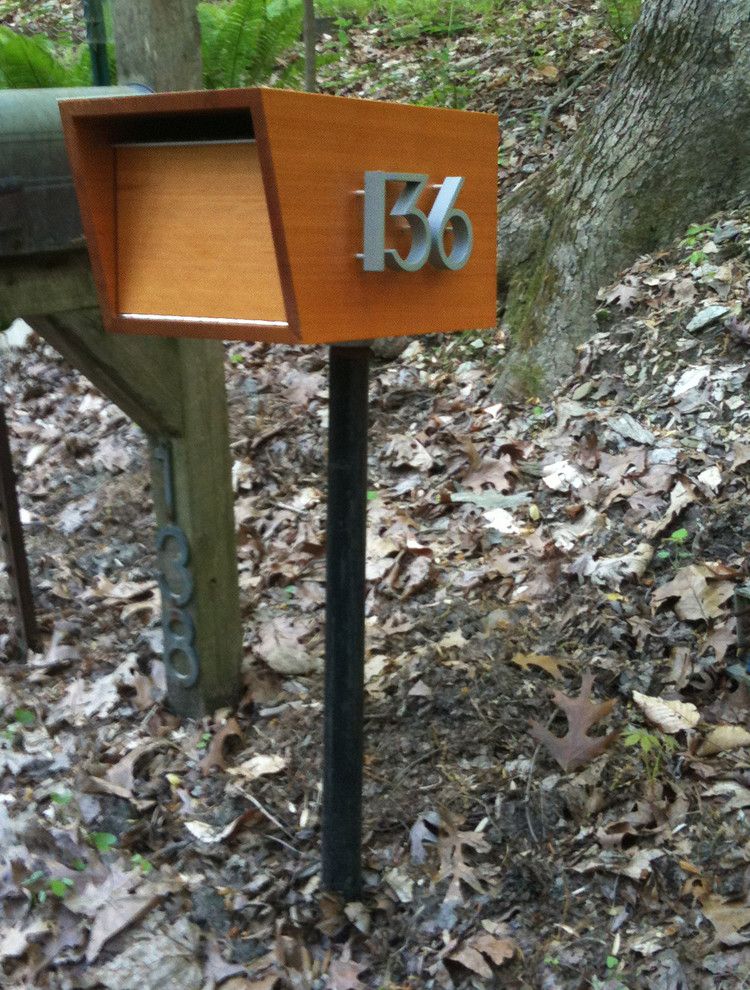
[303,0,317,93]
[111,0,203,91]
[497,0,750,397]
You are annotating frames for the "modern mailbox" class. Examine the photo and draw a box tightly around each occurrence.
[60,87,498,899]
[59,87,497,343]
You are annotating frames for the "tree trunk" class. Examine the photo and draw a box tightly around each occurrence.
[497,0,750,397]
[111,0,203,91]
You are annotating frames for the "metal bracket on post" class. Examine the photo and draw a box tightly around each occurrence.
[322,344,370,900]
[0,404,39,656]
[154,439,200,690]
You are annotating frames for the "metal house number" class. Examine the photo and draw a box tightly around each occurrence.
[361,171,473,273]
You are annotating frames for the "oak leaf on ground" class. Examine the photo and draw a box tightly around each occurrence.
[199,718,243,775]
[437,814,490,906]
[529,672,619,771]
[511,652,572,681]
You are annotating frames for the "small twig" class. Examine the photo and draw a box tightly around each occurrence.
[149,839,191,862]
[393,746,442,786]
[247,792,296,840]
[538,52,618,145]
[524,711,557,842]
[524,745,541,844]
[265,833,301,856]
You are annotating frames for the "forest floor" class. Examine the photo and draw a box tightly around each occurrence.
[3,2,750,989]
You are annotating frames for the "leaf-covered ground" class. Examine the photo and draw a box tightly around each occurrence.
[4,2,750,989]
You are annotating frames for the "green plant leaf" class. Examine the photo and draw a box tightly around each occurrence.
[131,853,154,875]
[198,0,302,90]
[667,528,689,544]
[0,22,104,90]
[48,877,74,898]
[22,869,45,887]
[13,708,34,725]
[89,831,118,853]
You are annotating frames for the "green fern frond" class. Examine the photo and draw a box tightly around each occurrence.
[0,26,72,87]
[198,0,302,90]
[0,27,104,88]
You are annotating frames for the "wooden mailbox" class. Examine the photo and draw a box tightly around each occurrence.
[59,88,498,344]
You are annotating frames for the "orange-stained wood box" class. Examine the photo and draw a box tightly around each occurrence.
[59,88,498,344]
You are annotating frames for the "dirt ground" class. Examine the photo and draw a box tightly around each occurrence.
[3,203,750,987]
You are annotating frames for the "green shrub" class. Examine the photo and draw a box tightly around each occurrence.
[603,0,641,43]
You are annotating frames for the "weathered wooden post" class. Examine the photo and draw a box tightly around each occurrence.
[109,0,243,716]
[60,86,498,897]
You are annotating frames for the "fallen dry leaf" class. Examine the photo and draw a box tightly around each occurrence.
[632,692,700,734]
[199,718,243,775]
[586,543,654,588]
[511,652,571,681]
[328,954,368,990]
[254,616,321,675]
[620,848,664,881]
[529,672,619,771]
[698,725,750,757]
[702,896,750,946]
[226,754,287,780]
[437,815,491,908]
[448,931,517,978]
[0,918,50,962]
[641,480,697,538]
[652,565,734,621]
[184,809,257,844]
[448,944,493,979]
[66,866,172,963]
[472,932,517,966]
[704,781,750,810]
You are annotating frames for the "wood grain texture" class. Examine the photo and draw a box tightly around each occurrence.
[115,141,285,323]
[255,88,498,343]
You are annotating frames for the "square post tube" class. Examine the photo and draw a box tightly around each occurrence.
[0,405,39,656]
[322,344,370,899]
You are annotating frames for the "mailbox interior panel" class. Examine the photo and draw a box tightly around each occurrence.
[115,141,286,324]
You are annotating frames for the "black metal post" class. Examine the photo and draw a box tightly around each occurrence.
[0,405,39,656]
[322,344,370,899]
[84,0,112,87]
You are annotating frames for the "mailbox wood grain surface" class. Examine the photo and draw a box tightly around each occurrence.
[59,88,498,344]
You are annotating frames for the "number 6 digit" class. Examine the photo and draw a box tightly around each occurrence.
[428,177,473,271]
